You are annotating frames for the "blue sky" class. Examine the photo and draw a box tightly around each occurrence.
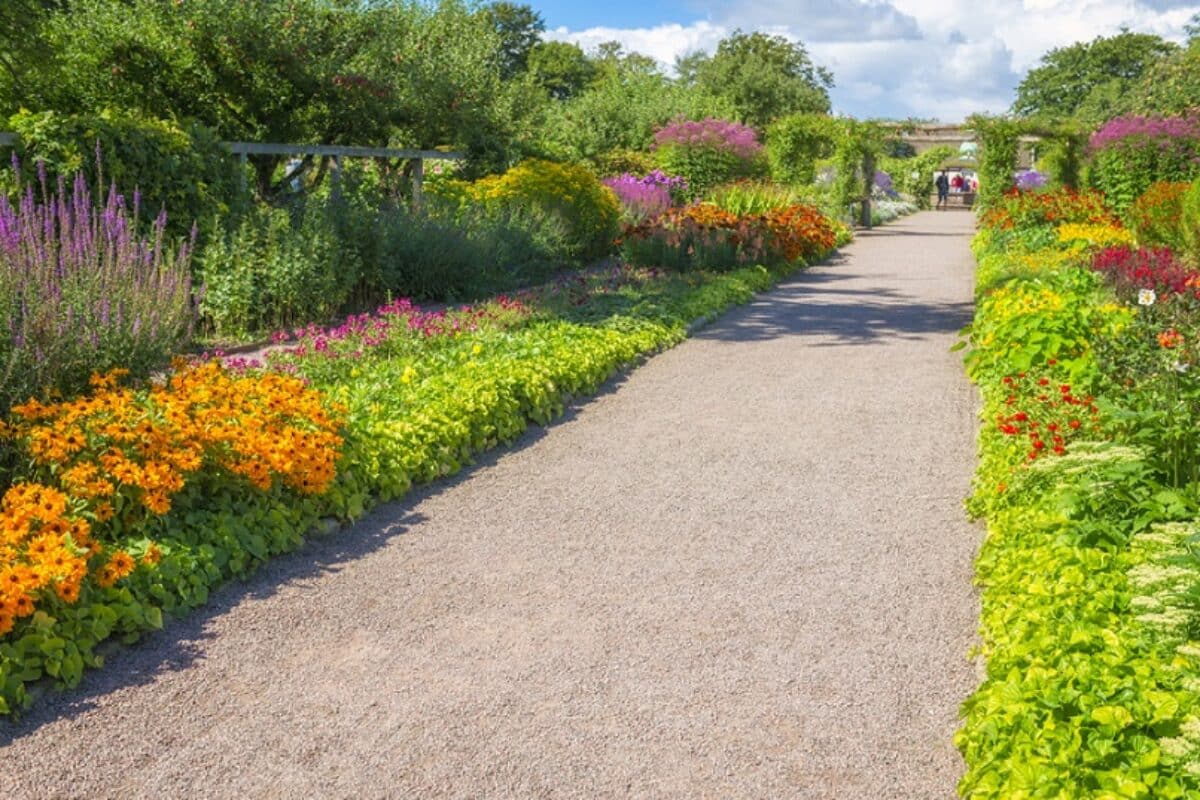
[535,1,703,30]
[539,0,1200,121]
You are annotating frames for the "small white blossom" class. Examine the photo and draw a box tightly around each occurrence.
[1176,361,1191,374]
[1139,289,1157,306]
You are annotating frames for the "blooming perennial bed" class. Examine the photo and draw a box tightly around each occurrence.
[0,207,845,717]
[959,187,1200,798]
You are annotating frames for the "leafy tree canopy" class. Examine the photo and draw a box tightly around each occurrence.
[1130,36,1200,118]
[1012,30,1177,122]
[682,30,833,128]
[2,0,538,179]
[528,40,596,101]
[481,2,545,79]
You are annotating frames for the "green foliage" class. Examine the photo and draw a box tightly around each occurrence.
[527,40,595,101]
[1132,41,1200,118]
[681,30,833,128]
[3,108,239,240]
[1089,141,1200,217]
[704,181,822,216]
[958,196,1200,797]
[0,1,58,115]
[535,50,733,163]
[481,2,544,80]
[198,201,359,338]
[765,113,838,185]
[376,203,571,301]
[11,0,532,186]
[591,148,657,178]
[654,142,764,201]
[463,159,621,262]
[971,115,1023,210]
[879,146,954,209]
[1126,182,1191,253]
[1038,132,1086,190]
[1180,180,1200,268]
[1012,31,1177,124]
[830,119,888,222]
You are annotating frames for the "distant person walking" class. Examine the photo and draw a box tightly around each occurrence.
[935,172,950,209]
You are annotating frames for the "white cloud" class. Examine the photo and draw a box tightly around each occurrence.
[547,0,1200,121]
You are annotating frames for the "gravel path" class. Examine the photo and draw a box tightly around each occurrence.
[1,210,981,799]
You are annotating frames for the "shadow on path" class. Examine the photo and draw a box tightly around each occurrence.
[696,262,973,346]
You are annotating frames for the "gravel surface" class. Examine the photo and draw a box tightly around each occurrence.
[0,210,981,799]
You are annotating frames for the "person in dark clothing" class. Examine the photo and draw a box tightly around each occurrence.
[935,172,950,209]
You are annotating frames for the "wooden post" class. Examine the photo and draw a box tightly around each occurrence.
[412,157,425,211]
[331,154,342,200]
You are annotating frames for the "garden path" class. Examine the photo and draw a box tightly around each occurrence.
[1,210,982,799]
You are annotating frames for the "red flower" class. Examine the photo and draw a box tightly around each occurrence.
[1158,328,1183,349]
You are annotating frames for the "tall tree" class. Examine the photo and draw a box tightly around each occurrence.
[1012,30,1177,122]
[1131,36,1200,118]
[685,31,833,128]
[528,40,595,100]
[0,0,63,111]
[481,2,544,79]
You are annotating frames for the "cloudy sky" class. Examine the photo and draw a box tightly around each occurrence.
[536,0,1200,121]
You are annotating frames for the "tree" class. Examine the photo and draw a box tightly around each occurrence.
[481,2,544,79]
[1012,31,1177,122]
[9,0,534,187]
[686,30,833,128]
[1131,38,1200,118]
[0,0,63,112]
[534,49,732,163]
[528,40,595,100]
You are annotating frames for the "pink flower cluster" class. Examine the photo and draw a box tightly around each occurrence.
[652,117,762,159]
[1088,114,1200,154]
[271,296,530,363]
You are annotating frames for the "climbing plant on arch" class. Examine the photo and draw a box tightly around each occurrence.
[831,118,892,226]
[968,114,1086,208]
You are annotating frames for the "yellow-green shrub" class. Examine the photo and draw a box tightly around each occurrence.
[467,159,621,262]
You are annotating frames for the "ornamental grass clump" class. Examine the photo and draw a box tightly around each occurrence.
[0,160,195,417]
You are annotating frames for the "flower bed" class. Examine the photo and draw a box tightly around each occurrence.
[959,185,1200,797]
[0,219,843,715]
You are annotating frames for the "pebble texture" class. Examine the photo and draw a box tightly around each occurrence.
[0,210,982,799]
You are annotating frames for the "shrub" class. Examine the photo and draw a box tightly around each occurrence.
[3,109,239,241]
[1126,181,1190,252]
[466,159,621,262]
[377,202,571,300]
[764,112,838,185]
[0,166,194,417]
[198,200,361,339]
[1087,114,1200,213]
[1179,180,1200,267]
[592,148,658,178]
[652,117,765,198]
[619,202,837,272]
